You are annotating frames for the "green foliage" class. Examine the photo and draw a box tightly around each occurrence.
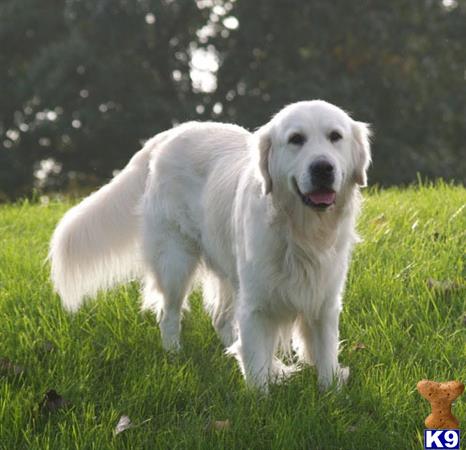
[0,185,465,449]
[208,0,466,186]
[0,0,208,198]
[1,1,465,199]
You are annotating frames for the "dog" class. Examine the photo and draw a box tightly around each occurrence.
[49,100,371,391]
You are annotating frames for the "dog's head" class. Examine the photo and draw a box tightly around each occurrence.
[255,100,371,211]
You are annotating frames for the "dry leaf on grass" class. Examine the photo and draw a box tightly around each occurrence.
[207,419,231,431]
[0,357,24,376]
[114,415,133,435]
[432,231,445,241]
[350,342,366,352]
[114,415,152,436]
[39,389,71,414]
[371,213,387,225]
[427,278,463,293]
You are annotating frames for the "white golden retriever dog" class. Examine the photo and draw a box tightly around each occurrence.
[50,100,371,391]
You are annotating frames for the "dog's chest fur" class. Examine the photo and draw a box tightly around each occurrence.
[265,203,355,320]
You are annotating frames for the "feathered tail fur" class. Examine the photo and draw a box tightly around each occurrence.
[49,132,168,311]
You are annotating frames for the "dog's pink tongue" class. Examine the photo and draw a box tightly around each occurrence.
[308,190,336,205]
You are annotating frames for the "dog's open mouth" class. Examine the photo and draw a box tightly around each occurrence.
[293,178,336,210]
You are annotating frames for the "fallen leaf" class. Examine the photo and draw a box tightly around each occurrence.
[0,357,24,376]
[347,424,358,432]
[351,342,366,352]
[39,389,71,414]
[427,278,463,293]
[114,415,132,435]
[432,231,444,241]
[371,213,386,225]
[211,419,231,431]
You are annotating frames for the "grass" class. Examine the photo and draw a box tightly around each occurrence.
[0,182,465,450]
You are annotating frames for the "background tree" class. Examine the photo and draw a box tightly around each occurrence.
[0,0,208,198]
[1,0,465,199]
[207,0,466,185]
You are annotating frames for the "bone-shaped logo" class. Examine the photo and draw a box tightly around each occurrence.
[417,379,464,429]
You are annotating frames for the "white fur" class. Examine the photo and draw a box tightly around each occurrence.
[49,100,371,391]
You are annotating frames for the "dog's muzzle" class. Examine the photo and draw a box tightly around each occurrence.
[293,159,337,210]
[293,178,336,210]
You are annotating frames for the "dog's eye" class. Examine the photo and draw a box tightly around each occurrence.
[288,133,306,146]
[329,131,342,143]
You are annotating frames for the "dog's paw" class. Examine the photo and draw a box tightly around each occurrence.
[245,377,270,394]
[337,365,350,386]
[161,334,181,353]
[270,357,298,384]
[318,365,350,392]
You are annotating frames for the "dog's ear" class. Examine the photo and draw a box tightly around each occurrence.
[255,125,273,194]
[352,121,372,187]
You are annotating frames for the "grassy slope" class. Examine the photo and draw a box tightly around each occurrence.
[0,183,465,450]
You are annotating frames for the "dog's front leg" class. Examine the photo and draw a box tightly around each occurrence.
[236,308,278,391]
[302,304,349,390]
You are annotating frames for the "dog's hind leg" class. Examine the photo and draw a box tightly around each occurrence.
[203,275,237,347]
[142,225,199,352]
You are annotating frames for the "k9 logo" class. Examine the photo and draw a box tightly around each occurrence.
[424,429,460,450]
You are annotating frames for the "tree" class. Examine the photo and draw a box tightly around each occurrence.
[207,0,466,185]
[1,0,465,199]
[0,0,208,198]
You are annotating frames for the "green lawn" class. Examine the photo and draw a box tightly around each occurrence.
[0,183,465,450]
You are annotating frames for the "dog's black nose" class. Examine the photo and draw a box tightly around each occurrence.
[310,159,335,185]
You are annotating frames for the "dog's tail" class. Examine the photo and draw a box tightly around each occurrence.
[49,131,169,312]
